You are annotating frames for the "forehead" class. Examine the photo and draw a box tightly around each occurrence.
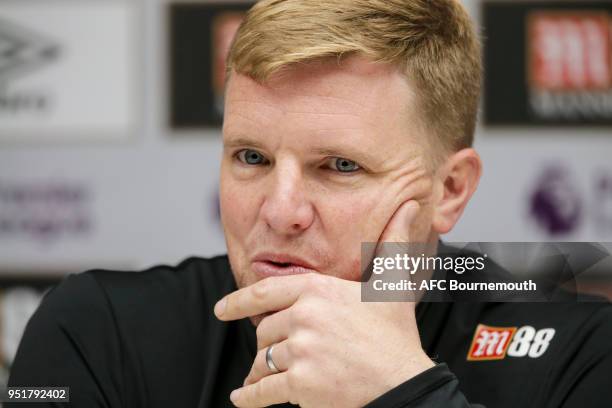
[225,56,416,125]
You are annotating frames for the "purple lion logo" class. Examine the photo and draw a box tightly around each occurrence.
[530,166,582,235]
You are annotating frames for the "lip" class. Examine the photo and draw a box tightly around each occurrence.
[251,252,318,278]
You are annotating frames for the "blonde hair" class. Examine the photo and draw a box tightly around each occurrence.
[227,0,482,152]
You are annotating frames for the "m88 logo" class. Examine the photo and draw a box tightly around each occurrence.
[467,324,556,361]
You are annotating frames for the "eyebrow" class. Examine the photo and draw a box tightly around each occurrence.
[223,137,267,151]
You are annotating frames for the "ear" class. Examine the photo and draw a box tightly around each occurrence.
[432,148,482,234]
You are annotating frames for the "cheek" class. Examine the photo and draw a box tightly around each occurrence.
[327,189,399,239]
[219,179,255,237]
[220,178,261,288]
[321,190,396,281]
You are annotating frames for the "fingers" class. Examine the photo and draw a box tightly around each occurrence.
[378,200,421,245]
[373,200,422,267]
[231,372,290,408]
[243,310,291,387]
[215,274,313,321]
[256,309,290,350]
[244,339,290,386]
[371,200,425,302]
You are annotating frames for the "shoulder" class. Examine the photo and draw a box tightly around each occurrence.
[84,255,235,311]
[479,301,612,334]
[10,256,234,404]
[14,255,235,373]
[43,255,232,307]
[93,255,235,331]
[31,255,235,342]
[564,302,612,354]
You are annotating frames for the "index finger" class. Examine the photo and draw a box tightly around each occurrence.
[214,273,314,321]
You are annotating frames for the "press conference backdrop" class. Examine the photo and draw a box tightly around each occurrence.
[0,0,611,398]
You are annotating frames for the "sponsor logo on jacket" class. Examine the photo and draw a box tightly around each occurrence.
[468,324,556,361]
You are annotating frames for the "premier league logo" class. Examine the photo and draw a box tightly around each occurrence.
[529,166,582,235]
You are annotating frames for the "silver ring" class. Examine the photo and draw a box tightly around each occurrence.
[266,344,280,374]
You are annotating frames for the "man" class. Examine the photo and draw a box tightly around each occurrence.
[7,0,612,407]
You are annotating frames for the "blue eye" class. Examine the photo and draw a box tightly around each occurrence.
[330,157,361,173]
[237,149,267,165]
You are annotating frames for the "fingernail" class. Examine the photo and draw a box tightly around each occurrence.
[214,298,227,317]
[230,388,240,403]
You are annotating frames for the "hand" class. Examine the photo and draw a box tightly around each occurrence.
[214,200,435,408]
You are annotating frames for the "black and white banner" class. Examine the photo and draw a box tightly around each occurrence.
[483,1,612,126]
[0,0,139,141]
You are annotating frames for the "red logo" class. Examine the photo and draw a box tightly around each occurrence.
[467,324,517,361]
[528,12,611,91]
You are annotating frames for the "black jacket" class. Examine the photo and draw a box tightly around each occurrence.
[7,255,612,407]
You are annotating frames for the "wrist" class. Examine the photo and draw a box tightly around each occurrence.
[385,349,435,392]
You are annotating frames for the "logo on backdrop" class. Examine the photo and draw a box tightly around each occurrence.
[529,166,582,235]
[528,166,612,237]
[528,11,612,120]
[0,181,93,244]
[0,17,61,114]
[483,1,612,126]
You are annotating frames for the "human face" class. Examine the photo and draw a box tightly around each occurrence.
[220,56,436,291]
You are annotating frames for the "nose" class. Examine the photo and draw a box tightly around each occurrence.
[259,159,315,236]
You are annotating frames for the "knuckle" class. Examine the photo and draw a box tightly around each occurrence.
[287,334,310,359]
[305,273,333,299]
[305,272,325,290]
[252,278,271,300]
[289,302,317,327]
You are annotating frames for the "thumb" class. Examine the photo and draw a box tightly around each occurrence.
[370,200,425,303]
[372,200,422,272]
[379,200,421,245]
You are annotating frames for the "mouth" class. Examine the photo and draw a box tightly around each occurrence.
[251,253,318,278]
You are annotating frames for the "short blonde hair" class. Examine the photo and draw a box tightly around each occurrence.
[227,0,482,152]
